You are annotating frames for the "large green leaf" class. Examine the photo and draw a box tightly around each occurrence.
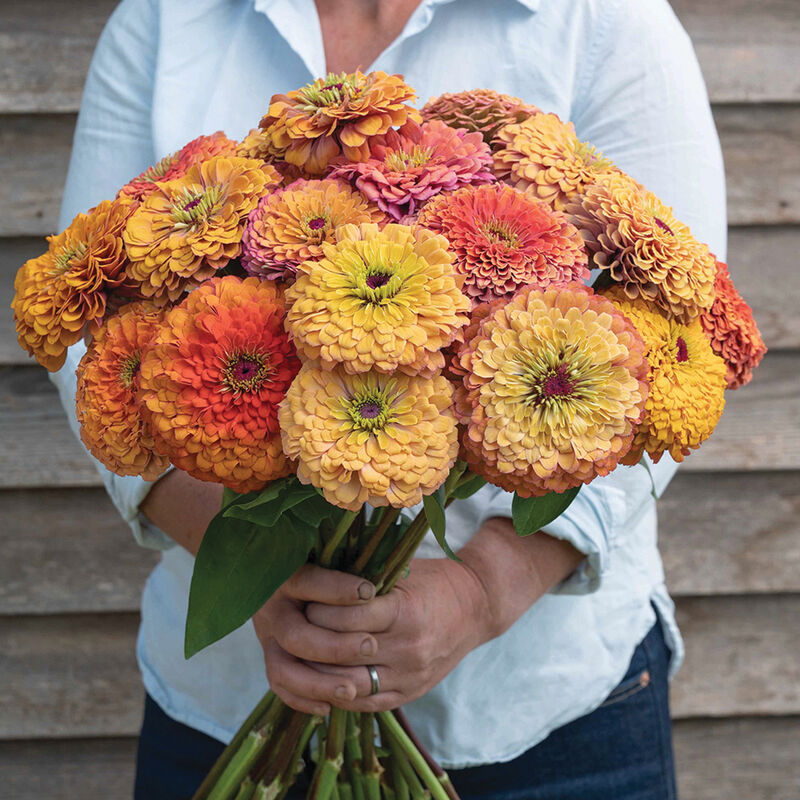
[184,511,316,658]
[422,486,460,561]
[511,487,581,537]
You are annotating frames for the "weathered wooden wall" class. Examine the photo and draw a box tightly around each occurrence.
[1,1,799,797]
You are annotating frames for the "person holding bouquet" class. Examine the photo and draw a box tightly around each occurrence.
[47,1,727,798]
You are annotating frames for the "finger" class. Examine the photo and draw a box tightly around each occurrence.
[283,564,375,605]
[272,602,379,665]
[334,691,408,714]
[309,662,399,698]
[263,638,359,706]
[305,594,399,633]
[271,685,331,717]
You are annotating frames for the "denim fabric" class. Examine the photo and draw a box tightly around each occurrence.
[135,618,676,800]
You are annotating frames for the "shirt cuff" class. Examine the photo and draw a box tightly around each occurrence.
[108,470,177,551]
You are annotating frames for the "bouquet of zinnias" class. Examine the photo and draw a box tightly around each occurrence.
[13,71,765,800]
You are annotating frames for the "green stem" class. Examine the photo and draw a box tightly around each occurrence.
[351,507,402,574]
[377,716,420,800]
[360,713,382,800]
[376,713,450,800]
[309,708,347,800]
[233,778,256,800]
[206,729,269,800]
[344,712,366,800]
[320,510,359,566]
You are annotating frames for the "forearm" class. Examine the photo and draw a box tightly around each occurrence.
[456,516,583,643]
[140,470,223,556]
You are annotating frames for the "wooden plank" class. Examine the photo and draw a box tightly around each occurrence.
[0,737,138,800]
[671,594,800,718]
[659,471,800,596]
[0,613,144,739]
[0,366,102,488]
[1,105,800,234]
[671,0,800,103]
[2,228,799,363]
[0,0,116,113]
[0,488,158,615]
[673,717,800,800]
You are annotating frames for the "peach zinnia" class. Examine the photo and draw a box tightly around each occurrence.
[493,113,617,211]
[76,302,169,479]
[418,184,589,303]
[13,198,134,371]
[284,222,470,376]
[422,89,540,144]
[569,172,716,323]
[241,179,385,281]
[139,276,299,492]
[453,283,649,496]
[700,260,767,389]
[260,70,420,175]
[603,287,727,464]
[280,364,458,510]
[123,156,280,303]
[330,120,494,221]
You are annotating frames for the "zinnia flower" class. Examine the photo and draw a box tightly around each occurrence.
[280,364,458,510]
[421,89,540,144]
[241,179,385,281]
[13,198,134,371]
[259,70,420,175]
[603,287,727,464]
[418,184,589,303]
[139,276,299,492]
[76,302,170,479]
[123,156,281,303]
[700,260,766,389]
[329,120,494,221]
[493,113,617,211]
[453,283,649,496]
[569,172,716,323]
[119,132,238,200]
[284,222,471,376]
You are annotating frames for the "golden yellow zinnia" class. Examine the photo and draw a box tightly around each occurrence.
[284,223,471,376]
[279,364,458,510]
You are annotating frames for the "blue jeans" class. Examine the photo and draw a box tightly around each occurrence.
[136,617,677,800]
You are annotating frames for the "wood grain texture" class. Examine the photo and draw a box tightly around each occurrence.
[0,613,144,739]
[659,472,800,596]
[671,0,800,103]
[1,105,800,234]
[0,488,158,615]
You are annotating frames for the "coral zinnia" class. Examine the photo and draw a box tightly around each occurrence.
[13,198,134,371]
[493,113,617,211]
[284,222,471,376]
[119,132,238,201]
[421,89,540,144]
[76,302,170,479]
[123,156,281,303]
[139,276,299,492]
[418,184,589,303]
[569,172,716,323]
[329,120,494,221]
[453,283,649,496]
[700,260,767,389]
[260,70,420,175]
[279,364,458,510]
[241,179,385,281]
[603,287,727,464]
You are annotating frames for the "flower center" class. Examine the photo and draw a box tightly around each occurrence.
[222,351,272,394]
[482,218,519,248]
[138,153,178,183]
[539,365,576,399]
[675,335,689,363]
[347,386,395,432]
[384,145,433,171]
[299,72,361,108]
[171,185,222,227]
[308,216,327,230]
[573,140,612,172]
[120,353,141,389]
[654,217,674,235]
[366,272,391,289]
[51,241,88,276]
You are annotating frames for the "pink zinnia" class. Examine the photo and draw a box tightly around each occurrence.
[329,120,494,221]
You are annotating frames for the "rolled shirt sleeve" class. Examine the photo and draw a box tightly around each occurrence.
[50,0,174,549]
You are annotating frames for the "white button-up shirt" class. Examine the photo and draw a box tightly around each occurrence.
[51,0,726,767]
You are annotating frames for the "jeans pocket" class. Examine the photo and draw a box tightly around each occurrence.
[598,669,651,709]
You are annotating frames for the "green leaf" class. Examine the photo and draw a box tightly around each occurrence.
[450,474,486,500]
[512,487,581,537]
[422,486,460,561]
[184,511,316,658]
[224,479,320,528]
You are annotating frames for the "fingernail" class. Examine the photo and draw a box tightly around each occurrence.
[335,685,353,700]
[361,637,376,657]
[358,581,375,600]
